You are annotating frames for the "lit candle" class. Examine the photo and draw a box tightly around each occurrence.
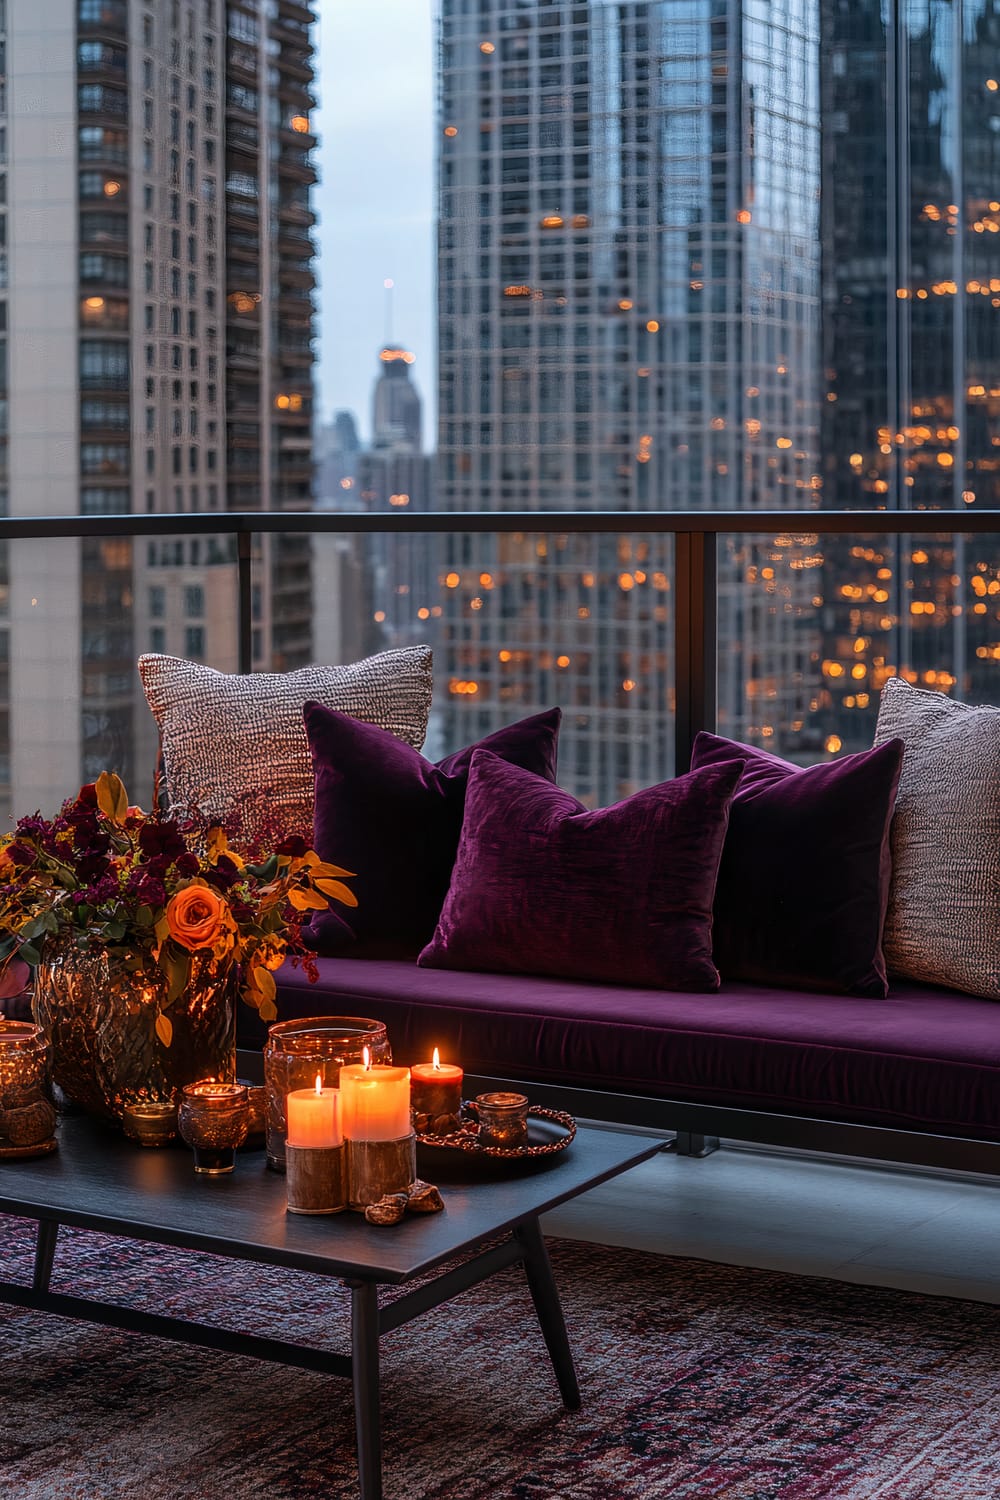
[286,1073,342,1149]
[410,1048,464,1122]
[340,1047,411,1141]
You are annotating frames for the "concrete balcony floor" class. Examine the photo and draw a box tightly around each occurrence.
[543,1132,1000,1304]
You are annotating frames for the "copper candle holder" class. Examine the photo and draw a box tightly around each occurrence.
[263,1016,391,1173]
[121,1100,178,1149]
[475,1092,530,1150]
[0,1021,57,1159]
[177,1082,249,1175]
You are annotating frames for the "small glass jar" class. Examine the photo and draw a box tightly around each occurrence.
[121,1100,178,1149]
[0,1021,57,1158]
[178,1081,249,1175]
[476,1091,530,1151]
[263,1016,391,1172]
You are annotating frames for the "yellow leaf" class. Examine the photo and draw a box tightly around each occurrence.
[258,996,278,1023]
[288,887,329,911]
[254,967,277,1002]
[314,878,359,908]
[154,916,171,944]
[207,827,229,860]
[96,771,129,823]
[312,861,356,880]
[155,1012,173,1048]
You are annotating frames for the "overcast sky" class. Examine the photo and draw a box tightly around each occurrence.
[314,2,436,444]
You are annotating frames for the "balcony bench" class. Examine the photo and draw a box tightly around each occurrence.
[264,957,1000,1177]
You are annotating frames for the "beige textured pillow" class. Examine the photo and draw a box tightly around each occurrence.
[874,676,1000,997]
[139,648,433,849]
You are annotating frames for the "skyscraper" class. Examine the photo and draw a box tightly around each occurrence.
[819,0,1000,752]
[0,0,317,820]
[435,0,822,804]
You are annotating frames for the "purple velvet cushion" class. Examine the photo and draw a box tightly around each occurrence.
[419,752,742,990]
[305,704,561,955]
[690,732,905,996]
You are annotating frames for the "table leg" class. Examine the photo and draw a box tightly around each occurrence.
[514,1217,581,1410]
[33,1220,59,1294]
[350,1280,383,1500]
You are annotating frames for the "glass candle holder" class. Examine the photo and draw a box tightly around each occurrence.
[263,1017,391,1172]
[178,1081,249,1175]
[475,1092,530,1151]
[0,1021,57,1159]
[237,1080,267,1151]
[121,1100,178,1149]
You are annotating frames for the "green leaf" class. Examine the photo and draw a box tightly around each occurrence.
[18,943,40,966]
[136,905,154,928]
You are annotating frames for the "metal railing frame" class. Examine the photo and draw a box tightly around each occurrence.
[4,507,1000,770]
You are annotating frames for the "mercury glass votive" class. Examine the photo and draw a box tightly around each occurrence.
[0,1021,57,1159]
[475,1092,530,1151]
[121,1100,178,1148]
[177,1082,249,1175]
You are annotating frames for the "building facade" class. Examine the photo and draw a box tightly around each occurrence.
[0,0,317,820]
[435,0,822,805]
[819,0,1000,752]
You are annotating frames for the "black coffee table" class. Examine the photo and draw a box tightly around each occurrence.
[0,1114,661,1500]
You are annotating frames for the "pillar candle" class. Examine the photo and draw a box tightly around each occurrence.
[410,1049,464,1120]
[286,1075,342,1149]
[340,1059,411,1141]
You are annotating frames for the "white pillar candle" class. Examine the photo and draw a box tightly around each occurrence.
[286,1074,342,1149]
[340,1059,411,1141]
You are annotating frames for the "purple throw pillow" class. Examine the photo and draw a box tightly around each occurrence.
[419,751,742,990]
[305,704,561,956]
[690,732,905,996]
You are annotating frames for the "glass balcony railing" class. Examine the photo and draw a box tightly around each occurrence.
[0,508,999,824]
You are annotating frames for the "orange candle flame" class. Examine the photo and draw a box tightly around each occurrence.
[314,1073,323,1096]
[363,1045,371,1071]
[432,1047,441,1071]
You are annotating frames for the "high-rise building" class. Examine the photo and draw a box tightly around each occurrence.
[0,0,317,820]
[359,346,436,654]
[435,0,822,804]
[819,1,1000,752]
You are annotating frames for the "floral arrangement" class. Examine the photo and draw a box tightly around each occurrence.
[0,772,355,1043]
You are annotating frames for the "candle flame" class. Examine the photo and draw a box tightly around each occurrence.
[433,1047,441,1071]
[363,1045,371,1071]
[314,1073,323,1096]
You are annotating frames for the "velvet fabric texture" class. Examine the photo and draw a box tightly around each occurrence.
[275,955,1000,1142]
[419,752,741,990]
[690,732,905,996]
[305,704,561,955]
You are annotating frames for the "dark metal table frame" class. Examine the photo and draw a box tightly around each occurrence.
[0,1120,661,1500]
[4,1214,574,1500]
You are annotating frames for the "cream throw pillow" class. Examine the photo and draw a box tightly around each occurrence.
[139,648,433,849]
[874,676,1000,997]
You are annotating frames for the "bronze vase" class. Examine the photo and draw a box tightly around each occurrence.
[32,940,237,1122]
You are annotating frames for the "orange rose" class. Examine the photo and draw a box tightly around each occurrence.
[164,884,227,951]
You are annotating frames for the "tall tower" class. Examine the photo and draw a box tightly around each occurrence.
[436,0,821,804]
[0,0,318,821]
[819,0,1000,752]
[360,346,436,655]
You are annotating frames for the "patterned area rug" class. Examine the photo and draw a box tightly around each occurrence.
[1,1215,998,1500]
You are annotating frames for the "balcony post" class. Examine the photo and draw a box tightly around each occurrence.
[238,529,253,674]
[674,530,717,773]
